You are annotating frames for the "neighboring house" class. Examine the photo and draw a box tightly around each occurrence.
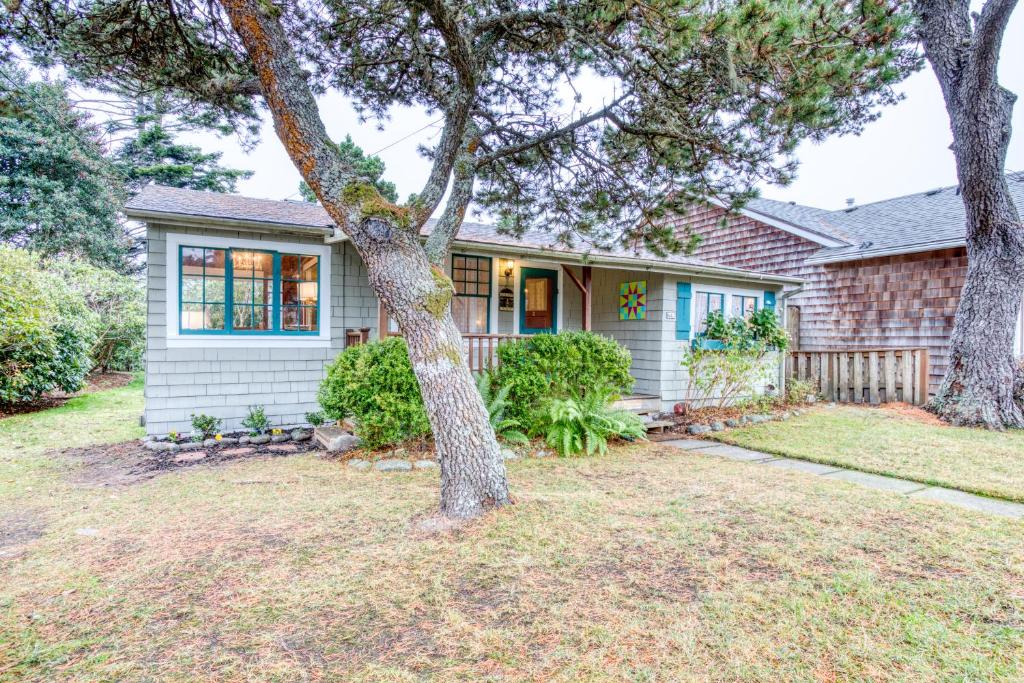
[126,185,798,435]
[671,172,1024,394]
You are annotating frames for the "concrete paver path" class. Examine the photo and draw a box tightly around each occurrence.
[661,439,1024,520]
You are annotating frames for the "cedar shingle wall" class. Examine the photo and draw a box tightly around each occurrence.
[671,205,965,395]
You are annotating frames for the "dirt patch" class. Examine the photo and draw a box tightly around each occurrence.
[880,402,948,427]
[64,438,321,487]
[0,509,47,558]
[0,372,136,419]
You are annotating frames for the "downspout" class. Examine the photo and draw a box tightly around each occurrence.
[776,285,805,398]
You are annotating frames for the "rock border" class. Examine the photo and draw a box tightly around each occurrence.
[685,409,805,436]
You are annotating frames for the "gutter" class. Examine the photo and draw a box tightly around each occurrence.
[124,208,335,237]
[805,238,966,265]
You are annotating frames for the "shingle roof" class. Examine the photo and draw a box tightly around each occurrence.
[125,184,801,283]
[747,172,1024,264]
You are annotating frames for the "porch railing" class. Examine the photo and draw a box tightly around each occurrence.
[787,348,930,406]
[462,334,527,374]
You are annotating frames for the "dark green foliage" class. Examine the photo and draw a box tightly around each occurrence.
[304,410,326,427]
[115,117,252,194]
[0,66,130,271]
[0,246,97,404]
[701,309,788,350]
[494,331,634,427]
[475,372,529,445]
[190,413,222,439]
[531,385,646,457]
[317,337,431,449]
[241,405,270,436]
[298,135,396,203]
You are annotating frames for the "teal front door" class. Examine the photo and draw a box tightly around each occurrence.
[519,268,558,334]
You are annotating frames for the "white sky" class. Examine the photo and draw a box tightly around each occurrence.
[181,10,1024,213]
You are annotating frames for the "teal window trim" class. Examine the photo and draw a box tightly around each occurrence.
[451,253,492,333]
[178,245,320,336]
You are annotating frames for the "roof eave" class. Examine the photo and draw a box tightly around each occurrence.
[707,197,852,248]
[125,208,335,237]
[805,238,966,265]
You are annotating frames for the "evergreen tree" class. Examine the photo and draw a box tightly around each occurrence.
[298,135,396,203]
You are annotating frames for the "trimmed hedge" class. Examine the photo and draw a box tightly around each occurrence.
[317,337,431,449]
[494,331,634,425]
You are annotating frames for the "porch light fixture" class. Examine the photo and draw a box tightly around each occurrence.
[502,258,514,278]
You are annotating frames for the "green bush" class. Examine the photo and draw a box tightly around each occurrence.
[0,247,97,404]
[190,413,222,439]
[241,405,270,436]
[494,331,634,427]
[317,337,431,449]
[531,385,646,457]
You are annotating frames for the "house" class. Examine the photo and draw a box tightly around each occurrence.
[126,185,799,436]
[669,172,1024,395]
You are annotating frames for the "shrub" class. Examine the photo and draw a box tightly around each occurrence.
[494,331,634,427]
[475,372,528,445]
[0,247,97,404]
[190,413,222,440]
[317,337,431,449]
[304,410,327,427]
[531,385,646,457]
[785,378,818,404]
[241,405,270,435]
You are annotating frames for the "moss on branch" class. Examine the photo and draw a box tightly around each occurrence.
[342,182,410,229]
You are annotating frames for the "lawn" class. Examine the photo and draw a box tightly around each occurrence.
[2,387,1024,681]
[715,404,1024,503]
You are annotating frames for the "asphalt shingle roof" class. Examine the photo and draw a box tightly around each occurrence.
[748,172,1024,263]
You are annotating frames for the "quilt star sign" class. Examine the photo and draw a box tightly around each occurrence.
[619,280,647,321]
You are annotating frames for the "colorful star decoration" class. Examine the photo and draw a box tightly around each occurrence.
[618,280,647,320]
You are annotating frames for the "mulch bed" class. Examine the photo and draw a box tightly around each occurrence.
[64,437,322,487]
[0,372,136,419]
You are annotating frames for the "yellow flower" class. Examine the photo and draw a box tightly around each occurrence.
[215,434,223,441]
[272,428,282,435]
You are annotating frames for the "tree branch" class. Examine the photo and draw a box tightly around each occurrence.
[424,124,478,266]
[968,0,1019,93]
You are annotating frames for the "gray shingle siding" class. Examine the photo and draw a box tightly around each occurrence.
[144,223,375,436]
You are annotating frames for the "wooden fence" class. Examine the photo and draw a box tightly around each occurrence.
[786,348,930,405]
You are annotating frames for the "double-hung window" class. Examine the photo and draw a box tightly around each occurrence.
[732,295,758,320]
[694,291,725,333]
[451,254,491,334]
[179,245,320,335]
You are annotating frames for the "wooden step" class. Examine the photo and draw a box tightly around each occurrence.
[644,420,673,434]
[613,394,661,413]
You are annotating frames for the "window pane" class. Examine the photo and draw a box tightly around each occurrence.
[182,248,204,276]
[254,279,271,305]
[232,305,253,329]
[477,269,489,284]
[525,277,548,312]
[181,276,204,302]
[300,256,318,281]
[281,254,300,279]
[464,281,477,295]
[282,280,299,305]
[299,306,318,332]
[182,303,204,330]
[252,305,270,330]
[204,249,226,276]
[205,304,226,330]
[233,279,253,305]
[452,296,487,334]
[298,281,318,305]
[282,305,299,331]
[205,277,225,303]
[454,256,466,269]
[232,250,272,278]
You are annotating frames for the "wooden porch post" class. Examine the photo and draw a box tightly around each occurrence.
[561,264,593,331]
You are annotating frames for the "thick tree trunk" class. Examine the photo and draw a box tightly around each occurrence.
[356,221,510,518]
[915,0,1024,428]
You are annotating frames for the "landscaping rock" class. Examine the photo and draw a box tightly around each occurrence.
[203,438,217,448]
[375,459,412,472]
[249,434,271,445]
[724,419,740,428]
[413,459,438,470]
[686,424,711,435]
[239,435,250,444]
[347,458,371,471]
[710,421,725,432]
[270,434,291,443]
[222,447,256,457]
[501,448,521,461]
[177,441,205,452]
[144,440,177,452]
[533,449,552,458]
[174,451,207,463]
[747,415,769,424]
[291,429,311,442]
[326,434,360,453]
[219,437,239,445]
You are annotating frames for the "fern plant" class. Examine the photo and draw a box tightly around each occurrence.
[532,386,646,457]
[476,372,530,445]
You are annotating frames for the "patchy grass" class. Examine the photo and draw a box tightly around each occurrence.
[716,405,1024,502]
[0,374,144,504]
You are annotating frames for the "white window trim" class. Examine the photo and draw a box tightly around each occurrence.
[689,282,766,334]
[165,231,332,348]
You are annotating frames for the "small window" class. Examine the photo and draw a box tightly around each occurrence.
[451,255,491,333]
[281,254,319,332]
[732,295,758,320]
[695,291,725,333]
[181,247,227,331]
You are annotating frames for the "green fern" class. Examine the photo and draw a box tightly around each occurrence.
[533,385,646,457]
[476,372,530,445]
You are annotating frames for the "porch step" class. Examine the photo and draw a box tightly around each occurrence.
[644,419,673,434]
[613,394,661,413]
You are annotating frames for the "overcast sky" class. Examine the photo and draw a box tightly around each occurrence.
[181,10,1024,213]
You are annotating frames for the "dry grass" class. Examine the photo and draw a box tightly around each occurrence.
[716,404,1024,502]
[2,439,1023,681]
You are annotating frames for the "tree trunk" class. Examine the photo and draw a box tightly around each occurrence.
[356,220,510,518]
[915,0,1024,428]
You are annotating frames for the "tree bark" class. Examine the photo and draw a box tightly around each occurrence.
[915,0,1024,428]
[218,0,509,516]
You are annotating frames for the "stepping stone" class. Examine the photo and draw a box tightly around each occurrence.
[174,451,208,463]
[698,444,775,462]
[660,440,717,451]
[822,470,926,494]
[909,487,1024,519]
[764,458,843,475]
[375,459,412,472]
[347,459,371,471]
[267,444,298,453]
[413,459,438,470]
[221,447,256,457]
